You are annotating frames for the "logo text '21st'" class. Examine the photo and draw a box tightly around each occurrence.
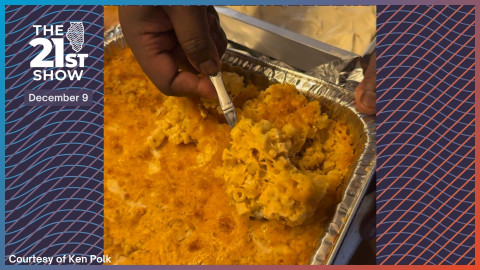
[29,23,88,81]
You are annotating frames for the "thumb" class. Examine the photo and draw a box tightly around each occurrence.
[355,52,376,114]
[164,6,221,75]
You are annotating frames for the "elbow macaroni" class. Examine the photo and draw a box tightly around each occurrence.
[147,73,353,226]
[105,48,354,264]
[218,84,352,226]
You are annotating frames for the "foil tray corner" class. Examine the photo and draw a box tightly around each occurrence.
[104,25,376,265]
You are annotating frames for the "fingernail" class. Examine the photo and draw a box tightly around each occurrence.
[199,59,219,75]
[361,90,376,109]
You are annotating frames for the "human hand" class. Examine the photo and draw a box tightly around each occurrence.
[118,6,227,99]
[355,51,376,114]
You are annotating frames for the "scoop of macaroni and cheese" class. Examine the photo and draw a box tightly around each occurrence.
[147,72,353,226]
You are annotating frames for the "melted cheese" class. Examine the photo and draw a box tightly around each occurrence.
[104,48,354,264]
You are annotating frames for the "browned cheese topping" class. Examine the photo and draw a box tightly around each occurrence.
[104,49,354,265]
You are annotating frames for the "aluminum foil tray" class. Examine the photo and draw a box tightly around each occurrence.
[104,25,376,265]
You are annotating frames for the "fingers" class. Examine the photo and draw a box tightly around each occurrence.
[355,85,376,115]
[207,6,228,57]
[171,8,227,74]
[355,52,376,114]
[133,46,217,100]
[170,72,218,99]
[163,6,222,75]
[119,6,218,99]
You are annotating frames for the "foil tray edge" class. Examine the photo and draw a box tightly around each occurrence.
[104,25,376,265]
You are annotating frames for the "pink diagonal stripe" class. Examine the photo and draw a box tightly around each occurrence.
[377,7,473,112]
[5,5,30,23]
[381,176,474,264]
[5,6,56,52]
[22,164,103,258]
[377,112,473,217]
[398,175,474,264]
[376,7,453,95]
[47,191,104,259]
[76,223,104,257]
[377,5,470,92]
[376,59,474,187]
[376,144,474,252]
[429,219,475,265]
[377,5,438,62]
[7,128,103,252]
[376,115,474,220]
[377,12,473,121]
[376,31,474,139]
[453,244,475,265]
[5,19,104,174]
[376,81,474,206]
[6,5,84,78]
[5,16,103,153]
[6,11,101,130]
[435,215,475,265]
[5,7,99,138]
[71,223,104,263]
[5,98,103,227]
[377,152,474,262]
[376,5,407,34]
[5,100,103,227]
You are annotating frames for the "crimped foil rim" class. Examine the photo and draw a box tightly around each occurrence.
[104,25,376,265]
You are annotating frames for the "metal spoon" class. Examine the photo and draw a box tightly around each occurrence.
[209,72,238,128]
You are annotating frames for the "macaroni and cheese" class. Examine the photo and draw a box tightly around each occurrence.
[104,48,354,264]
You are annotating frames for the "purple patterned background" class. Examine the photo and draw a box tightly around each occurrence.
[4,5,104,265]
[376,5,475,265]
